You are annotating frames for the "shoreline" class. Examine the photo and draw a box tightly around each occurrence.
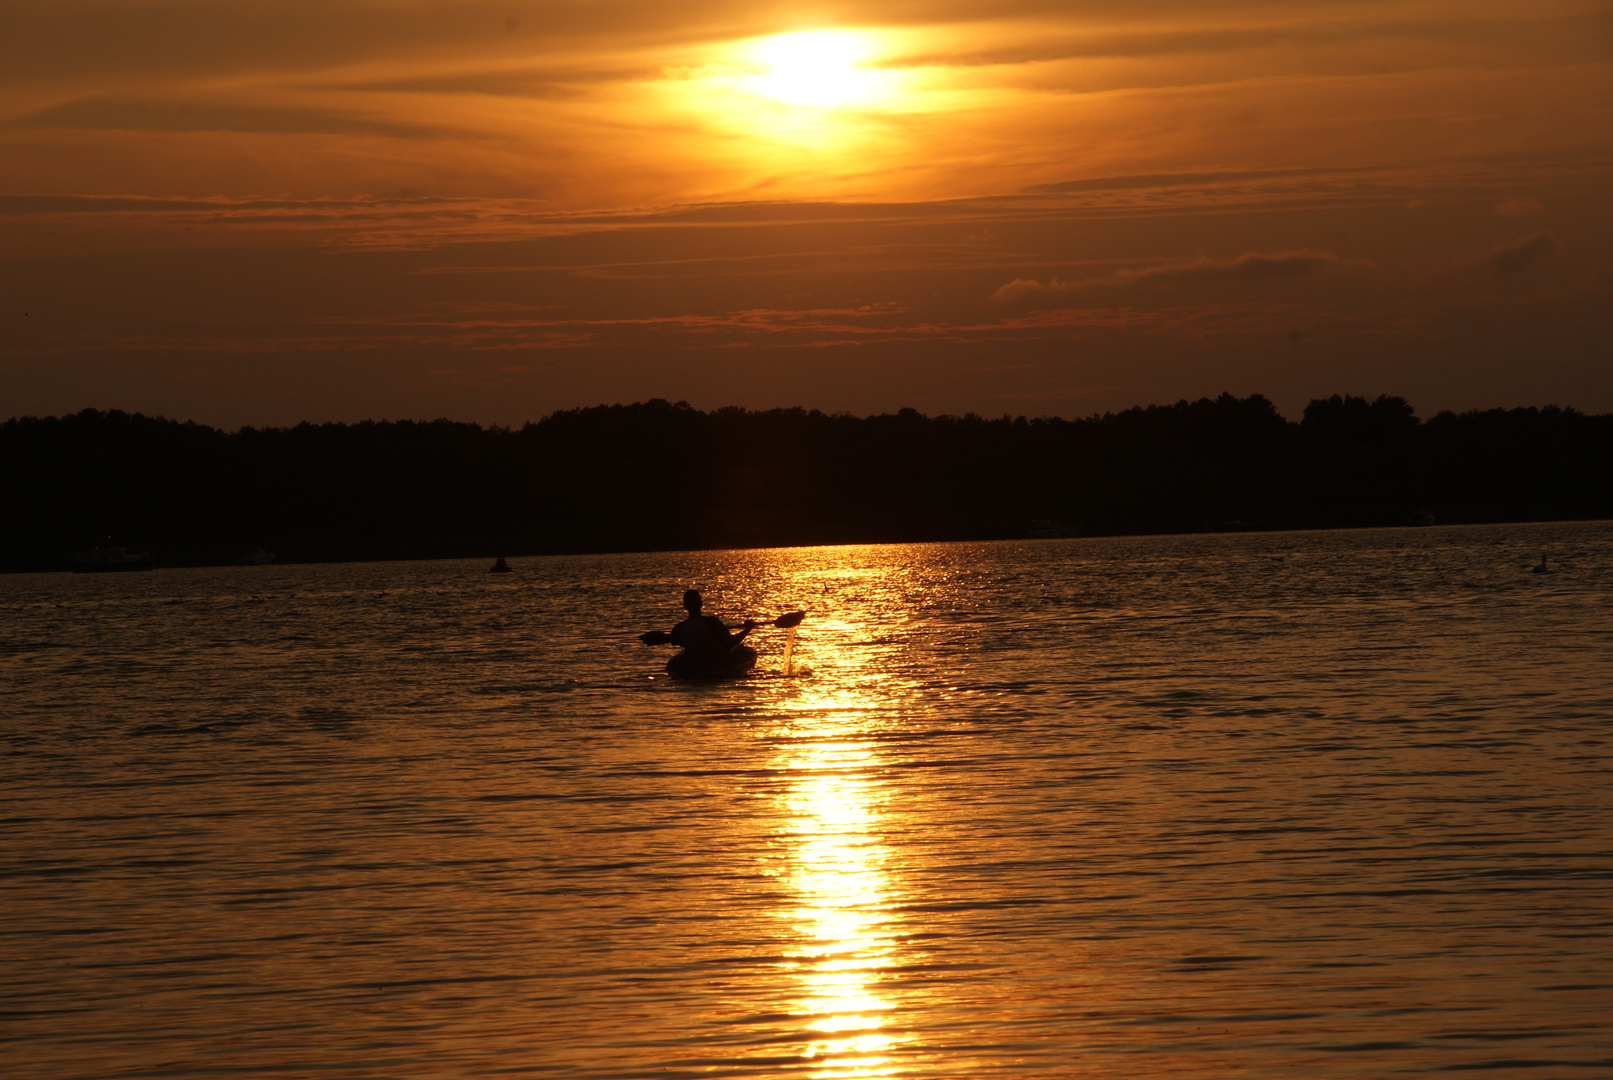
[7,516,1605,577]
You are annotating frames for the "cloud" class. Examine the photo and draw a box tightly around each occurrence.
[991,250,1365,302]
[992,277,1063,302]
[1488,232,1556,277]
[1494,196,1544,216]
[9,98,448,138]
[1026,168,1325,194]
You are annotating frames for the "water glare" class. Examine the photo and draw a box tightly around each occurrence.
[2,522,1610,1077]
[778,691,902,1076]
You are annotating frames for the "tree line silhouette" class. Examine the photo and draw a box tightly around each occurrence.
[3,394,1609,570]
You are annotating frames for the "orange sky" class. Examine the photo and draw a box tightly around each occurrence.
[2,0,1610,425]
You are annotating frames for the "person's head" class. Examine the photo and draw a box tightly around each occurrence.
[682,589,702,614]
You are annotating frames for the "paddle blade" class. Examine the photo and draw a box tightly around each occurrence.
[638,630,673,646]
[773,610,806,629]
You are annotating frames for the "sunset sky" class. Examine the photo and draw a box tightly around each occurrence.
[3,0,1609,426]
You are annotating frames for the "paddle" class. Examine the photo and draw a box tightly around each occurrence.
[638,610,805,646]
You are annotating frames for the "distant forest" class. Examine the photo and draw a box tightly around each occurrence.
[3,394,1611,571]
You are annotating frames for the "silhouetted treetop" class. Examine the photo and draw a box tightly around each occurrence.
[2,396,1608,570]
[1302,394,1419,436]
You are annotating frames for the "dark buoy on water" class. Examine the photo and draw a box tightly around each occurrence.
[490,552,512,573]
[1532,554,1549,574]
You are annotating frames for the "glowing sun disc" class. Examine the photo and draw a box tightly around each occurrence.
[753,31,875,108]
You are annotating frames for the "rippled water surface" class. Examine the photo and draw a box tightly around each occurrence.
[4,523,1612,1078]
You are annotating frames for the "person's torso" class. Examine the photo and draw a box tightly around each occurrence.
[672,614,729,652]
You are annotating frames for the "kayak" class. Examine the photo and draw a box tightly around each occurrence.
[666,646,757,680]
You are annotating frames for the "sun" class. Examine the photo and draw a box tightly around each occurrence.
[750,31,877,108]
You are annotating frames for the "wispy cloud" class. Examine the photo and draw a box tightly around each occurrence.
[1488,231,1556,277]
[1495,196,1544,216]
[9,98,450,139]
[992,250,1368,302]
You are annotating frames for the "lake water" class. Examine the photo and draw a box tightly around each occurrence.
[3,523,1611,1078]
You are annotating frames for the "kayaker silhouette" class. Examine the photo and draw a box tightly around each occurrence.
[667,589,757,677]
[638,598,806,679]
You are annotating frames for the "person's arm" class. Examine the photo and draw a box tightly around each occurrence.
[726,619,757,647]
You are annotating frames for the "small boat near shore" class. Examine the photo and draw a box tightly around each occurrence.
[72,544,154,573]
[1407,508,1436,527]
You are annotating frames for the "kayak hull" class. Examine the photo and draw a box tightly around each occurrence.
[667,646,757,680]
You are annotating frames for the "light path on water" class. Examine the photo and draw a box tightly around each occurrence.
[2,521,1611,1077]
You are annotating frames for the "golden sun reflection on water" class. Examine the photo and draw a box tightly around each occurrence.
[776,695,905,1077]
